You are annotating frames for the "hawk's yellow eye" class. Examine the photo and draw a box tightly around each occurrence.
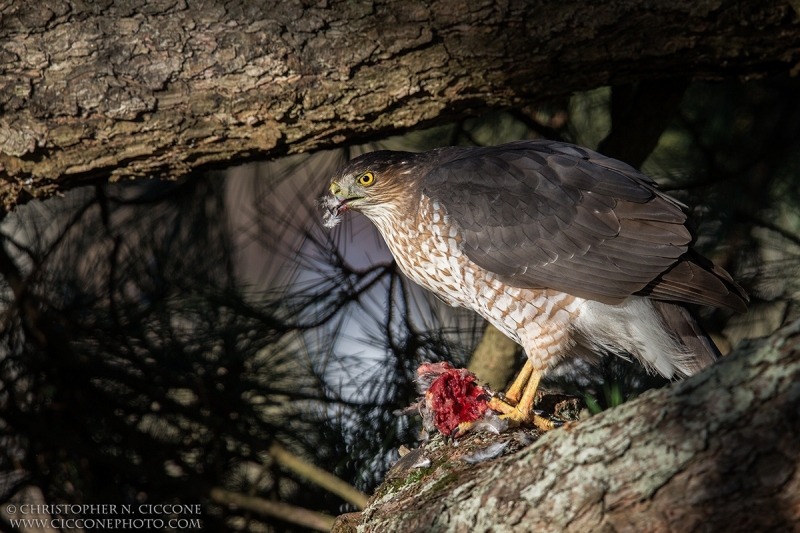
[358,172,375,187]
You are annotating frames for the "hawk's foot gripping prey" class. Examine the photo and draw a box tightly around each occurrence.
[400,362,562,437]
[487,360,561,431]
[322,140,748,437]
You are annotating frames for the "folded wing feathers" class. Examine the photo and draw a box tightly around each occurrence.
[423,140,747,310]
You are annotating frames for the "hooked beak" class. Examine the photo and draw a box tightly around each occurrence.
[321,183,362,228]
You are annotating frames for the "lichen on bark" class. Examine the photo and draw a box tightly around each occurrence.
[338,320,800,533]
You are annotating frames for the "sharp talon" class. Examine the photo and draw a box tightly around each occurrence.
[532,414,564,431]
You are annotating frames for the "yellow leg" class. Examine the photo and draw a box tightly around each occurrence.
[515,370,541,419]
[503,359,533,405]
[488,365,559,431]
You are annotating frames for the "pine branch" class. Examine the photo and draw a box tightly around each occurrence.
[268,442,369,510]
[209,488,336,532]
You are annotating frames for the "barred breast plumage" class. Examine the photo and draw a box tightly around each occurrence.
[376,194,582,373]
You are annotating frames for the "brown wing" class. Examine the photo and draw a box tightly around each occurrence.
[422,140,747,312]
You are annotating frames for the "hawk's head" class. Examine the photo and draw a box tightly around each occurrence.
[321,150,419,228]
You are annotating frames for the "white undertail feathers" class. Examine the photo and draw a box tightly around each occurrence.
[574,296,699,379]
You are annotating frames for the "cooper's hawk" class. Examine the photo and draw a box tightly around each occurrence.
[321,140,747,430]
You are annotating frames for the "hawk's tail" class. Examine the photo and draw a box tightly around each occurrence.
[650,300,719,375]
[575,297,718,379]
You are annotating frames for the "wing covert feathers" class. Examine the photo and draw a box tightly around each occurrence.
[423,140,748,312]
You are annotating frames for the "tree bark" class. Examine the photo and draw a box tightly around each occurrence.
[336,320,800,533]
[2,0,800,207]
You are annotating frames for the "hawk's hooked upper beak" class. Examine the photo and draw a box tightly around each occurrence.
[321,182,362,228]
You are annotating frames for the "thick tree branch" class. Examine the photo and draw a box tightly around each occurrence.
[467,323,519,390]
[338,320,800,533]
[1,1,800,207]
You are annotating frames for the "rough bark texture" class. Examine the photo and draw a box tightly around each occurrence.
[336,320,800,533]
[2,0,800,207]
